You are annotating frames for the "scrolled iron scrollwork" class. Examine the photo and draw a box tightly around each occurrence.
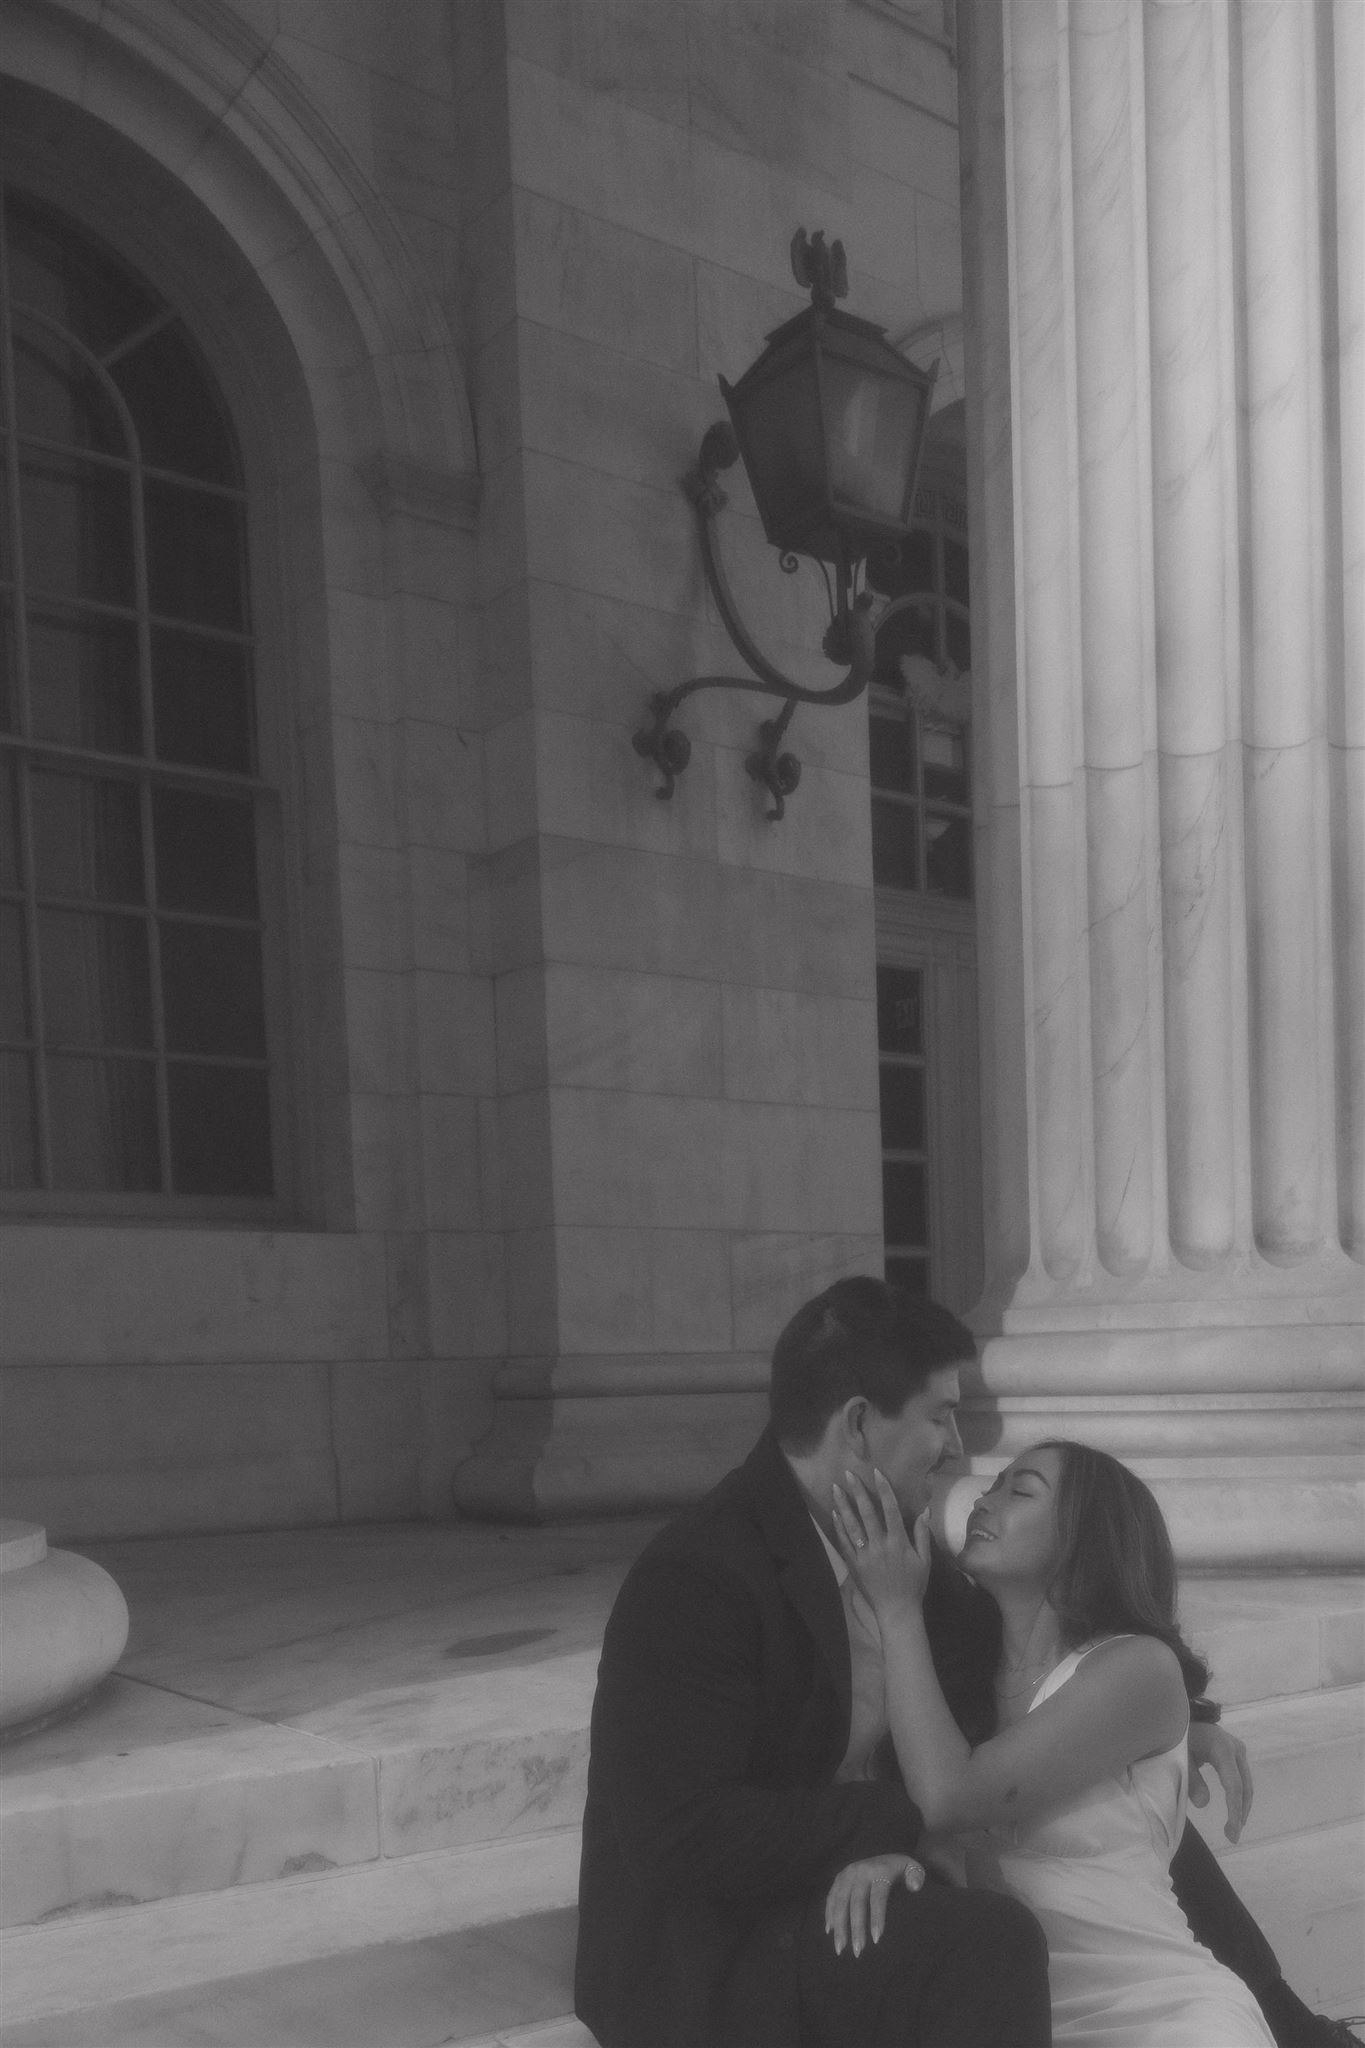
[633,422,879,816]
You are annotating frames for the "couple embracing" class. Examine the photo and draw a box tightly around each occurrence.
[575,1278,1349,2048]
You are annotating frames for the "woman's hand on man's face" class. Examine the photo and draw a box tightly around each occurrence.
[831,1466,932,1615]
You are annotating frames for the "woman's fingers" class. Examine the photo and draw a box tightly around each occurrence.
[842,1466,883,1529]
[830,1482,866,1553]
[848,1876,870,1957]
[827,1859,928,1958]
[872,1467,907,1538]
[824,1868,851,1954]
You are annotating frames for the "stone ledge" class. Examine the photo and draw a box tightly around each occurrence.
[0,1827,583,2027]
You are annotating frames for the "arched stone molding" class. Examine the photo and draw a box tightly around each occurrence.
[1,0,477,497]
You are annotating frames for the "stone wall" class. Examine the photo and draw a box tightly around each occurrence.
[0,0,964,1535]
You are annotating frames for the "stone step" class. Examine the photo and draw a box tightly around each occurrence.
[1188,1683,1365,1848]
[0,1905,590,2048]
[1213,1819,1365,2017]
[0,1826,584,2029]
[0,1652,598,1931]
[5,1695,1359,2032]
[458,2026,596,2048]
[1,1535,1356,2040]
[1179,1574,1363,1708]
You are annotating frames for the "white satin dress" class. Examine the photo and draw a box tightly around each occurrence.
[966,1642,1275,2047]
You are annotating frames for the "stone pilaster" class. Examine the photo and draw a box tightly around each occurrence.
[959,0,1363,1567]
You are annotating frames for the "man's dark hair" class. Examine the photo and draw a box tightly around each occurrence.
[768,1276,975,1451]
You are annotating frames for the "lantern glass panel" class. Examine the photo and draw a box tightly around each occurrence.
[731,352,825,547]
[823,358,924,526]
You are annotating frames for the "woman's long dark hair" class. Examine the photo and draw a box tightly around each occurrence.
[1037,1439,1210,1702]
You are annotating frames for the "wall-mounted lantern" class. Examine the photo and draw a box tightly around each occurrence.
[634,230,937,819]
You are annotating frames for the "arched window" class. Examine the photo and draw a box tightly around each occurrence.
[0,190,282,1208]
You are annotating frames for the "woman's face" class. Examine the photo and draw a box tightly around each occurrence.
[957,1444,1064,1586]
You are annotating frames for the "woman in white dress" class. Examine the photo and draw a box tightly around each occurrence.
[829,1439,1275,2048]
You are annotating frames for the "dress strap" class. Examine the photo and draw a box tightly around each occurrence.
[1029,1636,1136,1709]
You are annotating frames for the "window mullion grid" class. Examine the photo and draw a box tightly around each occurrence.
[0,189,34,737]
[1,198,55,1187]
[127,418,173,1195]
[138,771,172,1194]
[13,760,53,1186]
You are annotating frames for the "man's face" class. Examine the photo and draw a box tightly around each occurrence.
[856,1364,964,1522]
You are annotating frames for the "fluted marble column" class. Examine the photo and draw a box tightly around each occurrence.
[959,0,1363,1566]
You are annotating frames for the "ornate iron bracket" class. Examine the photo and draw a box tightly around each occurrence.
[632,421,878,818]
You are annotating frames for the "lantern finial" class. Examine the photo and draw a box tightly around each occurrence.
[790,228,847,310]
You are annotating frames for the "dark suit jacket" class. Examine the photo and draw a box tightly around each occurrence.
[573,1429,998,2048]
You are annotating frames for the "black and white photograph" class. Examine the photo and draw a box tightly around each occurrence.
[0,2,1360,2043]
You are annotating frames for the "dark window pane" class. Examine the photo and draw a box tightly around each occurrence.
[14,334,124,456]
[943,537,969,605]
[902,528,934,592]
[0,601,14,731]
[153,787,258,915]
[6,195,159,358]
[144,482,246,629]
[39,909,152,1047]
[152,629,254,773]
[883,1159,928,1248]
[922,726,969,806]
[47,1054,159,1190]
[879,1062,925,1151]
[925,813,973,900]
[876,966,923,1056]
[885,1254,930,1296]
[29,608,142,755]
[869,715,914,794]
[112,326,239,485]
[30,771,143,903]
[0,1051,39,1187]
[872,796,919,890]
[1,904,31,1040]
[20,450,135,607]
[160,923,266,1056]
[0,759,19,889]
[0,444,10,584]
[945,611,971,673]
[168,1062,272,1196]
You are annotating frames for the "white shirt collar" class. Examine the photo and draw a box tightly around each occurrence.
[810,1512,849,1587]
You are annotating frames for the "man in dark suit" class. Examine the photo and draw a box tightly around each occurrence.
[574,1278,1346,2048]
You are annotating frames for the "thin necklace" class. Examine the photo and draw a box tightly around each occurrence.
[996,1639,1064,1697]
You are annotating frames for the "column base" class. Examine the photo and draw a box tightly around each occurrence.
[451,1356,769,1523]
[452,1322,1364,1568]
[960,1316,1364,1568]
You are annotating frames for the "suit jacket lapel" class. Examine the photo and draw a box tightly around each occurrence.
[743,1432,852,1725]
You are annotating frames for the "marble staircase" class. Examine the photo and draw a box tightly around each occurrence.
[0,1526,1359,2046]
